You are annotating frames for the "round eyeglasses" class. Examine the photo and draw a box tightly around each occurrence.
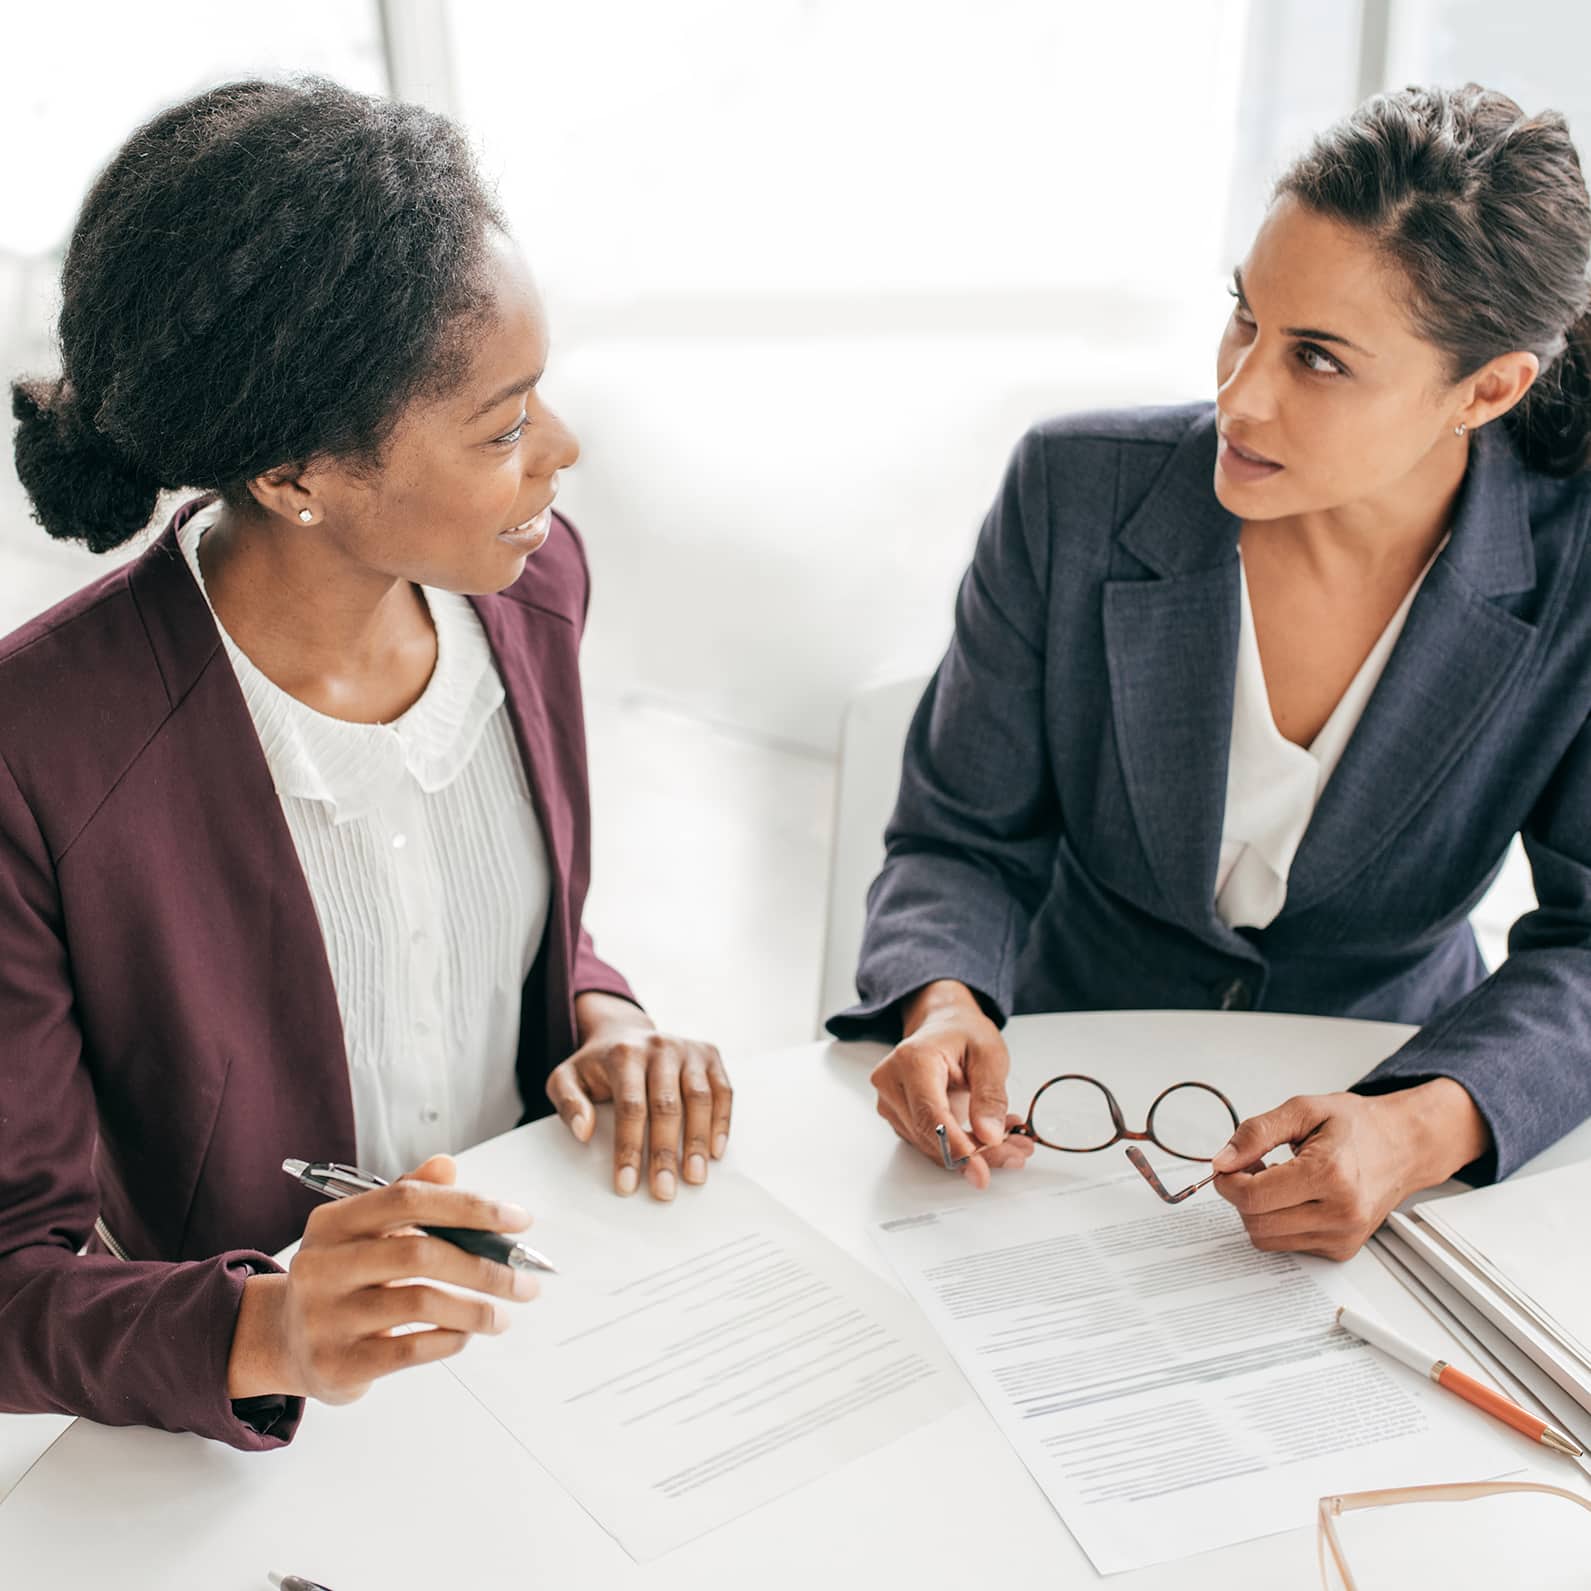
[936,1074,1241,1203]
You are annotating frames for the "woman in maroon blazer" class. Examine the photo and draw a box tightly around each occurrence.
[1,79,731,1448]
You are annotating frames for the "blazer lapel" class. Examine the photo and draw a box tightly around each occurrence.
[1284,427,1538,913]
[1103,411,1255,951]
[128,518,358,1177]
[469,591,578,1007]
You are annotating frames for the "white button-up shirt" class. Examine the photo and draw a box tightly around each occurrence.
[1216,542,1445,930]
[179,507,551,1180]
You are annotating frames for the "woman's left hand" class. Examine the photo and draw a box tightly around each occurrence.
[1210,1078,1491,1261]
[547,994,732,1202]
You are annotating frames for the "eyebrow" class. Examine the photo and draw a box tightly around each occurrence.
[465,369,544,425]
[1232,268,1375,358]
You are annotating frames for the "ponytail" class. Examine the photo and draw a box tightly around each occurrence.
[1504,307,1591,477]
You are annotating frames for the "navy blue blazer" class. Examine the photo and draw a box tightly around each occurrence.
[830,403,1591,1182]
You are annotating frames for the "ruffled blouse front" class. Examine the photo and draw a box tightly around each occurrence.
[179,503,551,1180]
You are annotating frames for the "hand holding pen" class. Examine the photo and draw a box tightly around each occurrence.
[225,1153,542,1408]
[282,1159,557,1274]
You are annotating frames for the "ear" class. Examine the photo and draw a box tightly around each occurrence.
[1456,350,1541,431]
[244,463,322,525]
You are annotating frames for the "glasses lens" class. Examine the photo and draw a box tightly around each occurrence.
[1330,1489,1591,1590]
[1028,1077,1117,1151]
[1148,1083,1236,1161]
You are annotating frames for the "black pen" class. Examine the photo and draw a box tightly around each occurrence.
[268,1573,336,1591]
[281,1159,558,1273]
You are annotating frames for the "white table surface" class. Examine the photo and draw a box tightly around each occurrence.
[3,1009,1589,1589]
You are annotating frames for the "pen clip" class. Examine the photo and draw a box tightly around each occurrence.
[316,1161,389,1187]
[297,1161,390,1199]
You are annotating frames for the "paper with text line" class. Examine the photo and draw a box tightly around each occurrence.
[447,1170,961,1560]
[874,1173,1519,1574]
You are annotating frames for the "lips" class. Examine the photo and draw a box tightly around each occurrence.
[498,500,556,552]
[1216,431,1284,485]
[1221,433,1280,467]
[505,503,554,536]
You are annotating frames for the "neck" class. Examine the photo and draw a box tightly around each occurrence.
[198,502,437,723]
[1266,434,1470,577]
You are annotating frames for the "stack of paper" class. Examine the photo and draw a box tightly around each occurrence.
[1377,1158,1591,1463]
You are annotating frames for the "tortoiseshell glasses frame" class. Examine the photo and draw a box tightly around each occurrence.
[937,1073,1241,1204]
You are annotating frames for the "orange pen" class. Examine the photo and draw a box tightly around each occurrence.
[1336,1304,1584,1458]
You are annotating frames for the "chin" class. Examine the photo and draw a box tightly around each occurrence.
[1212,467,1299,522]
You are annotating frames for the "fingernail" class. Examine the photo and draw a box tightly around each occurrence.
[498,1202,530,1229]
[617,1165,638,1196]
[491,1304,513,1332]
[1212,1141,1236,1171]
[512,1272,538,1301]
[975,1115,1002,1143]
[655,1170,676,1201]
[576,1113,594,1143]
[686,1154,706,1183]
[712,1133,727,1160]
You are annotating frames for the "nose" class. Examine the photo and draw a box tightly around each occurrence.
[1216,338,1277,428]
[538,405,580,475]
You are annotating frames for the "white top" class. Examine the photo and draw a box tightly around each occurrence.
[179,506,551,1180]
[1215,543,1444,929]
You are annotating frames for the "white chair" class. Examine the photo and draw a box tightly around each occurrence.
[816,678,1536,1034]
[817,674,928,1034]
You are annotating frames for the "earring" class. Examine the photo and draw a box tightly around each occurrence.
[1454,422,1468,437]
[298,508,315,523]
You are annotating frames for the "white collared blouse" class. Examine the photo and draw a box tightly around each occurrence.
[1216,541,1447,930]
[179,505,551,1180]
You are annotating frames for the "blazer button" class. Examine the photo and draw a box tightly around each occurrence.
[1216,978,1251,1011]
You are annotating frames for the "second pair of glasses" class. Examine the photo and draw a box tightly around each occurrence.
[936,1073,1241,1203]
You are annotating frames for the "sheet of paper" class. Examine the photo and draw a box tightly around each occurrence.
[447,1168,963,1560]
[873,1170,1522,1575]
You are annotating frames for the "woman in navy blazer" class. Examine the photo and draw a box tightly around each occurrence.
[836,85,1591,1259]
[1,81,730,1447]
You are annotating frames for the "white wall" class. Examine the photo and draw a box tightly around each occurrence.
[449,0,1255,750]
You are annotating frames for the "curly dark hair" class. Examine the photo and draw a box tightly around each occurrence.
[11,77,504,552]
[1279,84,1591,476]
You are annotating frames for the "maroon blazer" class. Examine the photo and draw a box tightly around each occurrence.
[0,502,635,1448]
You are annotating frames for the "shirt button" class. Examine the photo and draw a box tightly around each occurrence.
[1215,978,1252,1011]
[391,833,408,850]
[411,928,428,946]
[421,1105,441,1124]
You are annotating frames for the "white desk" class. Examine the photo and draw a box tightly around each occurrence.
[3,1010,1588,1588]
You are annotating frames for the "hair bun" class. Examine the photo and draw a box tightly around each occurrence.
[11,376,162,551]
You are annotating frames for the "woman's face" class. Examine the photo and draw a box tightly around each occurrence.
[1213,195,1470,520]
[302,229,579,595]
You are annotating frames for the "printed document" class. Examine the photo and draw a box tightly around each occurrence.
[873,1169,1520,1574]
[448,1168,960,1560]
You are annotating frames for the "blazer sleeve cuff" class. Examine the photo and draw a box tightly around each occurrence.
[572,928,640,1010]
[211,1253,304,1451]
[1350,1050,1505,1186]
[826,968,1009,1044]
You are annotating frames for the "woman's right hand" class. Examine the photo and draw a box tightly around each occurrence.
[227,1154,537,1403]
[869,980,1035,1189]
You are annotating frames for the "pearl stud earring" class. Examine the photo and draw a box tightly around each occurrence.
[298,508,314,523]
[1454,422,1468,437]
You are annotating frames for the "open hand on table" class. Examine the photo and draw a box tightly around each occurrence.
[1211,1077,1492,1261]
[546,992,732,1202]
[869,979,1036,1189]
